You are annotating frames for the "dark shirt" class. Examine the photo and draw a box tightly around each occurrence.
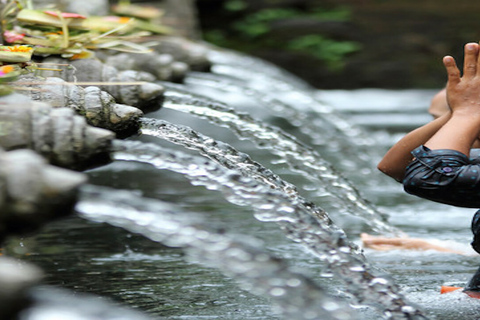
[403,146,480,208]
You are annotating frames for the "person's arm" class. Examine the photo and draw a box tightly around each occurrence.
[427,87,480,149]
[424,47,480,154]
[379,43,480,182]
[402,43,480,208]
[377,112,451,181]
[428,88,449,119]
[360,233,466,254]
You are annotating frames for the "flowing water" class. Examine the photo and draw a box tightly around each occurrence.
[76,184,357,320]
[158,85,395,236]
[5,49,480,319]
[109,139,417,318]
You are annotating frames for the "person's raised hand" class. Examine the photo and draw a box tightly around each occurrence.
[443,42,480,117]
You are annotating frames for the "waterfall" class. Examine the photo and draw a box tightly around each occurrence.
[110,139,425,319]
[76,184,358,320]
[158,87,398,236]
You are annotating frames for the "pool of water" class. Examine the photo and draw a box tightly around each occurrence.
[6,83,480,319]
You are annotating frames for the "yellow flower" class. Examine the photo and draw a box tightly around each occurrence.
[0,46,33,63]
[6,46,33,53]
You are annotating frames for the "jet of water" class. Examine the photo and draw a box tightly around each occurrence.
[185,71,374,164]
[111,139,426,319]
[140,117,375,233]
[159,87,399,237]
[76,184,359,320]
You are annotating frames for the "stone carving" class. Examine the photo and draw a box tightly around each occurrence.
[102,51,190,83]
[150,36,212,72]
[0,99,114,169]
[37,58,165,111]
[0,148,86,239]
[0,256,43,320]
[14,75,143,137]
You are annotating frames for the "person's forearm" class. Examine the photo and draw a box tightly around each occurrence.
[377,112,451,181]
[428,88,449,119]
[425,112,480,155]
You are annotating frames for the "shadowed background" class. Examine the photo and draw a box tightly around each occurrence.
[195,0,480,89]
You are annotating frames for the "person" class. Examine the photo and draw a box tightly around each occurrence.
[376,42,480,292]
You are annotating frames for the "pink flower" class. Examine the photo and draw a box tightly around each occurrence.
[44,10,87,19]
[3,30,25,43]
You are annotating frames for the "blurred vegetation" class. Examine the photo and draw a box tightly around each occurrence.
[201,0,480,88]
[200,0,361,72]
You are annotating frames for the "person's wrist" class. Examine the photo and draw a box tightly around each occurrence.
[451,106,480,119]
[449,111,480,134]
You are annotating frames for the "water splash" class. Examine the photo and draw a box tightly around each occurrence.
[76,184,358,320]
[159,87,399,236]
[111,139,426,319]
[185,71,374,170]
[206,49,374,144]
[204,49,395,178]
[140,118,298,195]
[140,117,386,233]
[21,286,158,320]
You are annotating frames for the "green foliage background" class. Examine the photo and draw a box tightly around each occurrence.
[198,0,480,89]
[200,0,361,72]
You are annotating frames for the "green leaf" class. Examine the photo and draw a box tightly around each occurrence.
[224,0,248,12]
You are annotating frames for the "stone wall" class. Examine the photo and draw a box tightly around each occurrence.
[196,0,480,88]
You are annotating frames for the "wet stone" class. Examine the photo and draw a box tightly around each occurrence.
[0,148,86,239]
[38,58,165,111]
[0,256,43,320]
[0,99,114,170]
[15,75,143,137]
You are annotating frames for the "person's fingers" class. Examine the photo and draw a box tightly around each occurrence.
[463,43,478,78]
[443,55,460,85]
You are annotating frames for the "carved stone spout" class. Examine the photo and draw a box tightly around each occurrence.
[38,58,165,111]
[0,148,86,239]
[0,99,114,170]
[0,256,43,320]
[14,75,143,137]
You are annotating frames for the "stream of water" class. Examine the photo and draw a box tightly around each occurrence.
[6,49,480,320]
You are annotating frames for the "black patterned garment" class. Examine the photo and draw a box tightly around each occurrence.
[404,146,480,289]
[403,146,480,208]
